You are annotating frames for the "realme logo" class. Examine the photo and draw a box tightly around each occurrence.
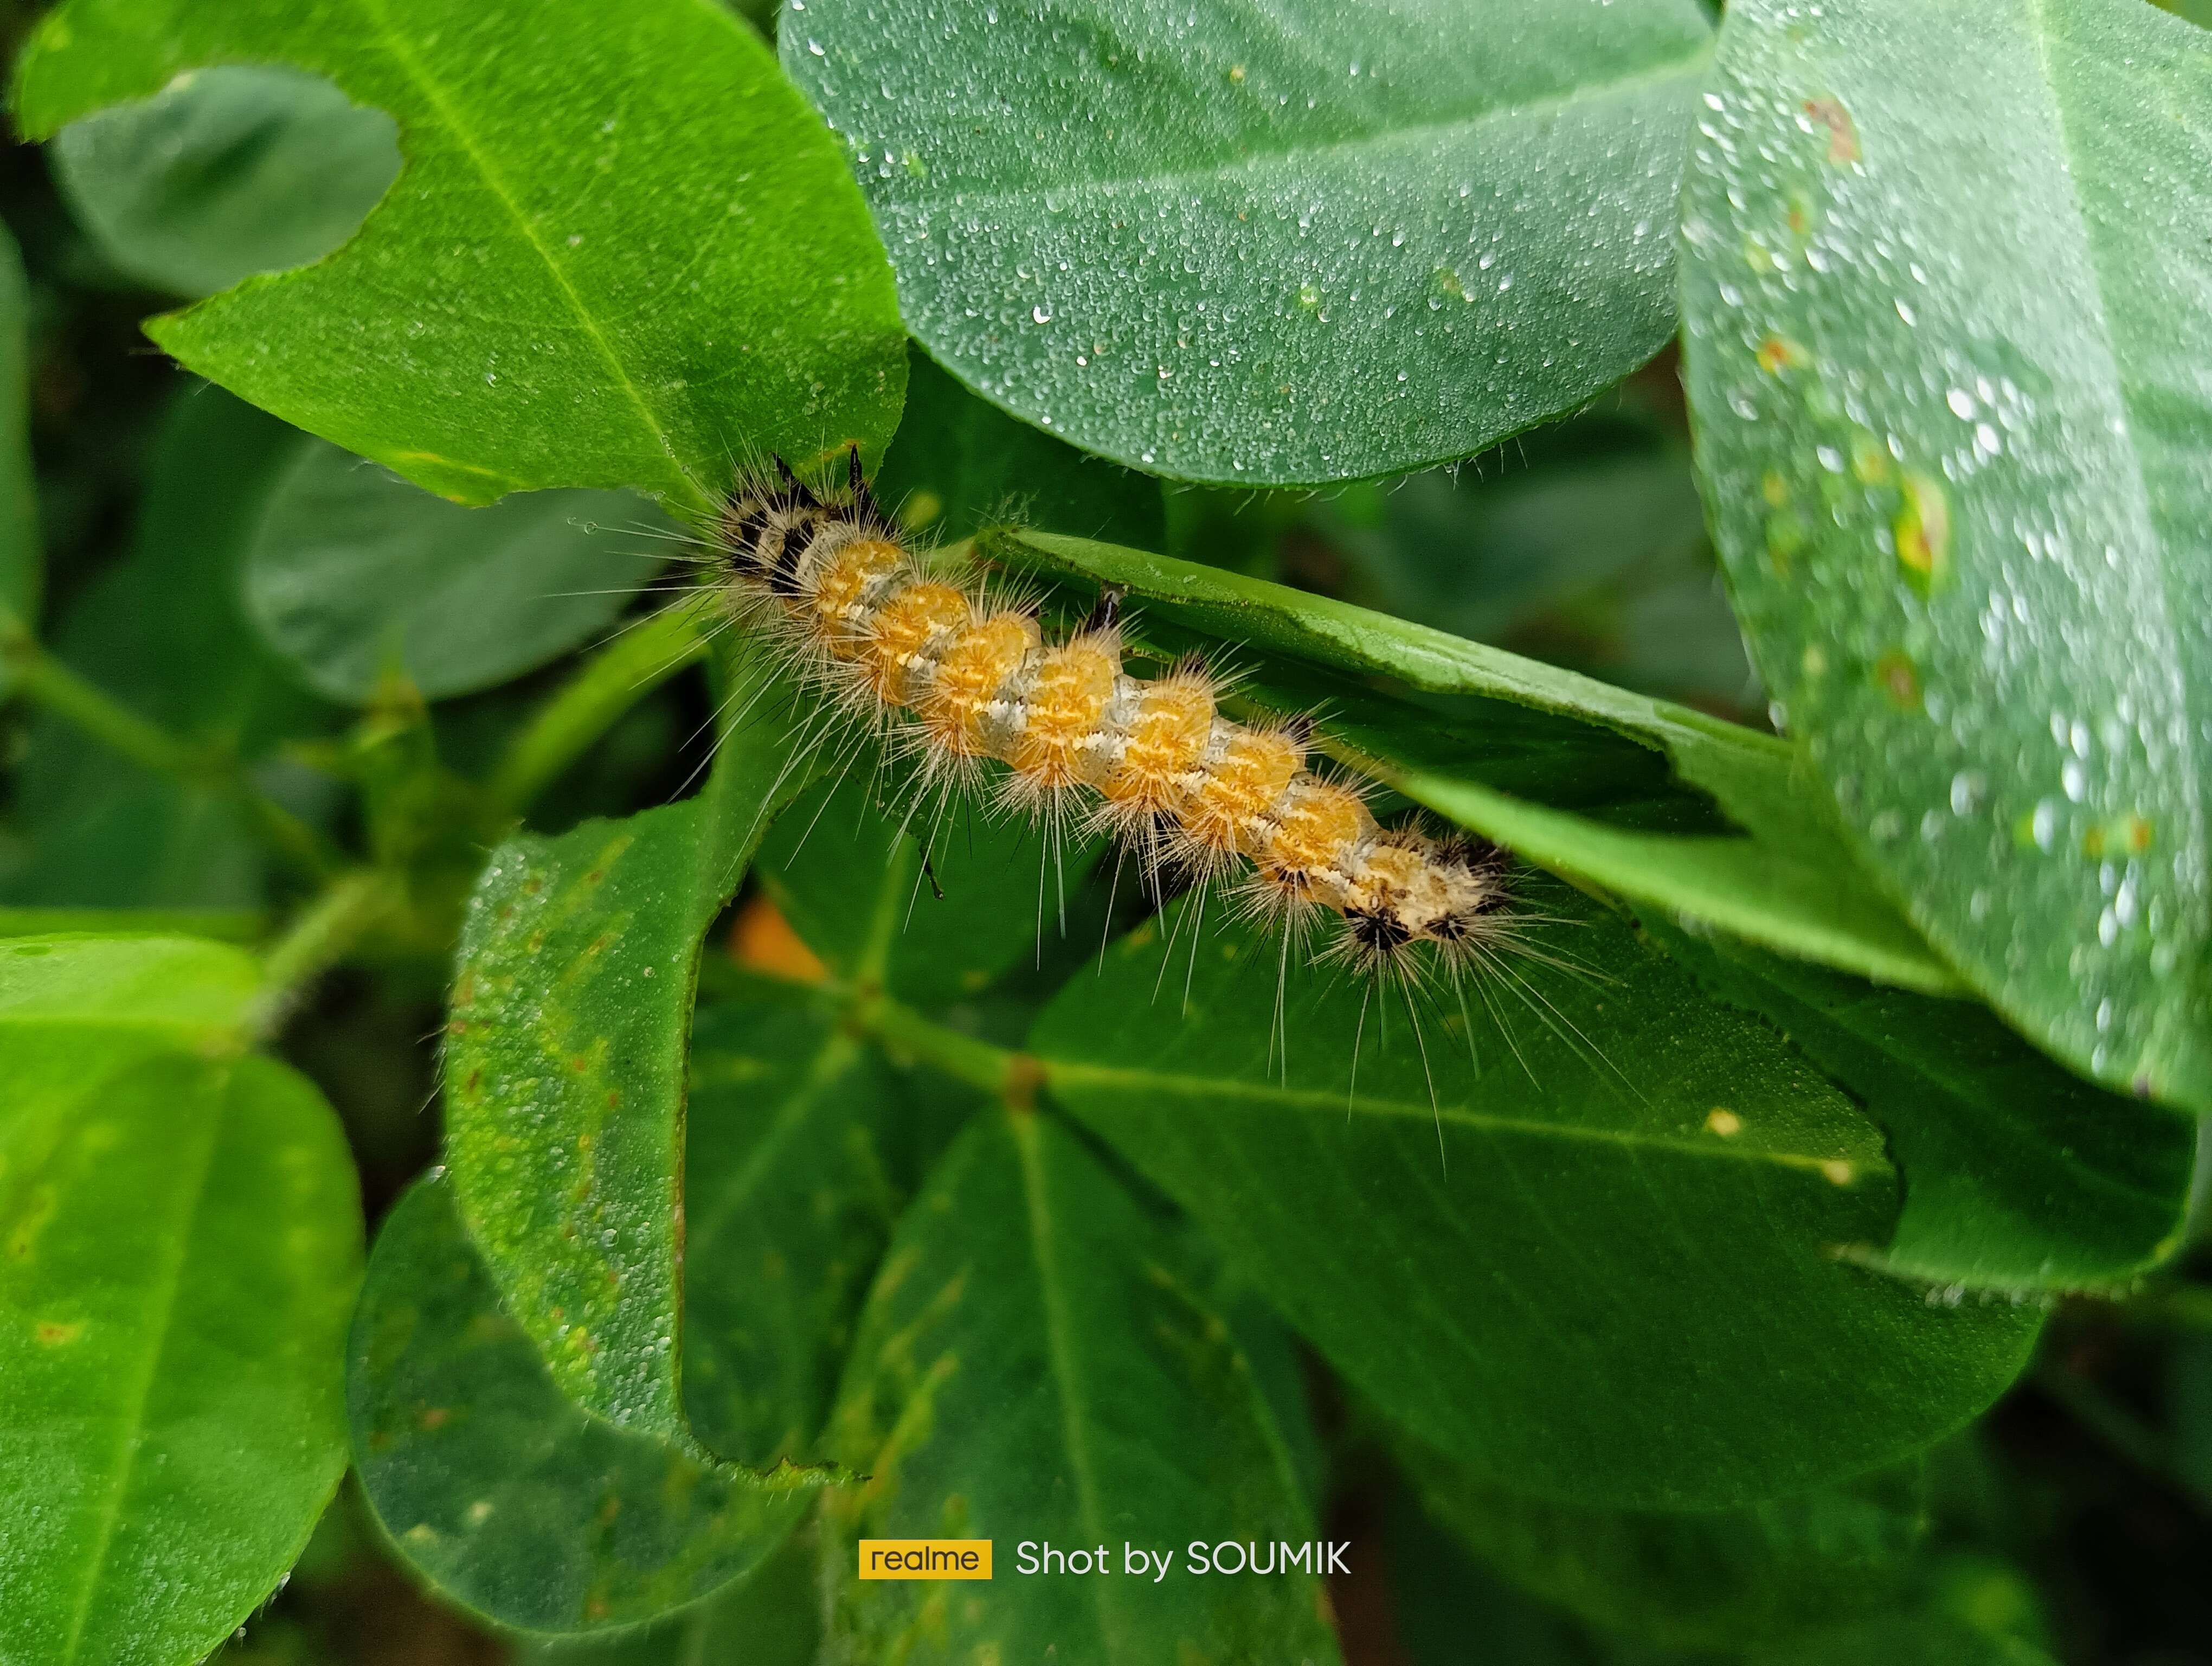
[858,1540,993,1580]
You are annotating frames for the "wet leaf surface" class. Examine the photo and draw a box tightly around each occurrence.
[789,0,1710,483]
[1681,0,2212,1108]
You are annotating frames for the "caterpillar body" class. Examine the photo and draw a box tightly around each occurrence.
[709,451,1515,982]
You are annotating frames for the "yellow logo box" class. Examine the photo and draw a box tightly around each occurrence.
[858,1540,994,1580]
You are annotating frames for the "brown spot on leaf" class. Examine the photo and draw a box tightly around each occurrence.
[1804,96,1860,164]
[1874,651,1921,709]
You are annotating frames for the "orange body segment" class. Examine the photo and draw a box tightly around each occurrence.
[1100,674,1216,812]
[918,611,1040,755]
[1009,640,1119,789]
[861,582,973,706]
[1180,728,1302,856]
[809,536,904,656]
[1256,779,1372,905]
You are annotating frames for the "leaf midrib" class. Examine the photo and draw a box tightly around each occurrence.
[887,45,1711,203]
[1043,1056,1889,1180]
[351,0,706,512]
[1011,1114,1129,1661]
[57,1065,228,1665]
[690,1028,864,1242]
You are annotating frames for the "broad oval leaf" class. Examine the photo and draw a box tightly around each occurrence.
[50,63,400,298]
[990,528,1956,993]
[819,1107,1342,1664]
[1680,0,2212,1107]
[443,665,810,1437]
[787,0,1712,484]
[349,1177,809,1637]
[15,0,907,508]
[1031,895,2041,1508]
[243,437,667,703]
[0,1020,361,1666]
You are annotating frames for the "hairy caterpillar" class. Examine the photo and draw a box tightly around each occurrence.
[703,449,1517,986]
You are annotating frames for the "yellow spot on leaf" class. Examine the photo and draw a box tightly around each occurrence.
[1894,472,1951,595]
[1756,335,1811,375]
[1850,434,1892,485]
[1761,470,1790,508]
[1705,1109,1743,1137]
[35,1320,83,1346]
[1765,510,1808,576]
[1874,650,1921,710]
[1820,1160,1856,1187]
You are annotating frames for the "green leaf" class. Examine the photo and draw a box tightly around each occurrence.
[14,0,906,508]
[0,385,335,911]
[0,930,258,1030]
[820,1108,1342,1665]
[1,1021,361,1666]
[681,975,970,1465]
[243,435,670,703]
[443,656,809,1438]
[1648,920,2196,1292]
[1031,895,2041,1508]
[1403,1440,1926,1652]
[0,219,40,661]
[989,528,1957,994]
[348,1177,808,1637]
[758,771,1104,1008]
[1679,0,2212,1108]
[0,932,260,1102]
[874,349,1166,549]
[786,0,1711,485]
[50,63,400,298]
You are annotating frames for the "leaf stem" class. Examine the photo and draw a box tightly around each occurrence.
[246,869,401,1040]
[1,607,343,881]
[722,953,1044,1107]
[1,610,203,776]
[861,989,1043,1105]
[486,603,709,816]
